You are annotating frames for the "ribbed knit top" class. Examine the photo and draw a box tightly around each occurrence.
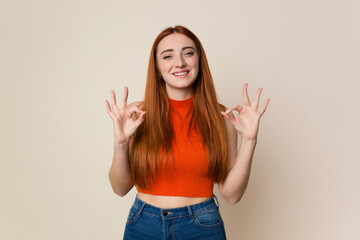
[136,97,214,197]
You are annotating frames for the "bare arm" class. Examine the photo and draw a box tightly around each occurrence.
[218,83,270,205]
[105,87,145,197]
[217,129,257,205]
[108,141,133,197]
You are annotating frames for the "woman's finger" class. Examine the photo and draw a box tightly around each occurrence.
[120,86,128,110]
[259,98,270,115]
[221,111,234,120]
[253,88,262,110]
[127,105,143,116]
[105,99,111,112]
[221,112,236,125]
[105,100,116,119]
[243,83,251,106]
[110,90,117,111]
[134,111,146,127]
[225,104,243,114]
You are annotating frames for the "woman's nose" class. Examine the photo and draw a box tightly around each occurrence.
[174,55,186,68]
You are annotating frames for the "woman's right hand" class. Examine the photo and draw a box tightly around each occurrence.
[105,86,146,145]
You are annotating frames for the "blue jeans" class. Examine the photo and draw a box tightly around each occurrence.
[123,194,227,240]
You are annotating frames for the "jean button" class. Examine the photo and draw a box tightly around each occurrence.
[162,211,168,216]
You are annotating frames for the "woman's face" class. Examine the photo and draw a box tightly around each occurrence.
[156,33,199,99]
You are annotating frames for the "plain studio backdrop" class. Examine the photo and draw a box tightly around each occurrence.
[1,0,359,239]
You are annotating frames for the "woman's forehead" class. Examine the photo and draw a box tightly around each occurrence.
[157,33,196,52]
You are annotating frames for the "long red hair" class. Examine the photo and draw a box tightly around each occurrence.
[130,26,228,190]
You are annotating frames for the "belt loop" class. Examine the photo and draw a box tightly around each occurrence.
[213,195,220,208]
[136,199,146,217]
[187,206,194,218]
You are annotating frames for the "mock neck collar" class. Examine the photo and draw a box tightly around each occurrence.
[168,97,193,111]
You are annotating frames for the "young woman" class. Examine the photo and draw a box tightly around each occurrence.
[104,25,270,240]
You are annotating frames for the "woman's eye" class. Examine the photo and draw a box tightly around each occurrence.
[185,52,194,56]
[163,56,171,59]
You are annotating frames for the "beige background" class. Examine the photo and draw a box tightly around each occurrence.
[1,0,359,239]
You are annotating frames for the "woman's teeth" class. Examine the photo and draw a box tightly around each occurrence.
[173,71,189,76]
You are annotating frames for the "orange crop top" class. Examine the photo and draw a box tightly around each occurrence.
[136,97,214,197]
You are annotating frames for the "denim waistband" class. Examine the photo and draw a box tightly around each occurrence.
[132,194,220,219]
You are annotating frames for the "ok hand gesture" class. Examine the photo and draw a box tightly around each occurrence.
[221,83,270,141]
[104,86,145,145]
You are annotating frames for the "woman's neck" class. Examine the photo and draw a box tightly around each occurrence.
[165,87,194,100]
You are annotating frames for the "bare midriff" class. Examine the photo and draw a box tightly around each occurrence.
[137,192,212,209]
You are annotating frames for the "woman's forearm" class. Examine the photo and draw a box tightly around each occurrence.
[108,142,134,197]
[221,138,257,205]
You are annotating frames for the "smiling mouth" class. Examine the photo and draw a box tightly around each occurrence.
[173,71,190,76]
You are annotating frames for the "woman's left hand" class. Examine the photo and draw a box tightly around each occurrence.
[221,83,270,141]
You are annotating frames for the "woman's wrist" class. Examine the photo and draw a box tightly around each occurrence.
[114,140,129,148]
[240,137,257,144]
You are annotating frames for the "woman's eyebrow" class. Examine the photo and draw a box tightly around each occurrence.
[160,46,195,55]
